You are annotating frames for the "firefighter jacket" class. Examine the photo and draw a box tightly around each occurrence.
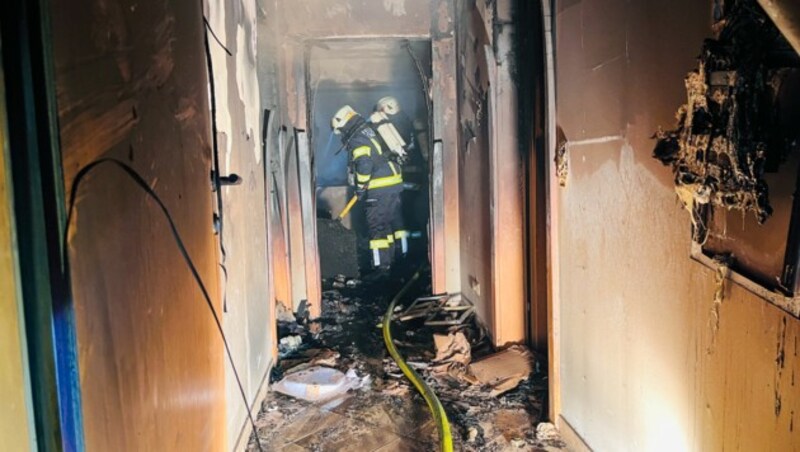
[347,125,403,192]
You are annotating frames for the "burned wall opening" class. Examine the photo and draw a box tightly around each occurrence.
[654,0,800,296]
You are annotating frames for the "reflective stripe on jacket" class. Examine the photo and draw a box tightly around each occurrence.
[349,127,403,191]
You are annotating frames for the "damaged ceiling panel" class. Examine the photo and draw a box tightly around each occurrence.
[653,0,799,240]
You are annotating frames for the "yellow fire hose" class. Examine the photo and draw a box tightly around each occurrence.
[337,195,359,220]
[382,269,454,451]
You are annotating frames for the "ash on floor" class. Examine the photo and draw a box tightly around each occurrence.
[317,218,360,279]
[250,274,566,451]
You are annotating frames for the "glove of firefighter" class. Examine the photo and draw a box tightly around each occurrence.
[355,185,367,200]
[395,147,409,165]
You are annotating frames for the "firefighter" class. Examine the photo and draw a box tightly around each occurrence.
[331,105,405,271]
[373,96,426,257]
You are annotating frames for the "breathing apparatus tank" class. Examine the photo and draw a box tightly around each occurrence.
[369,111,408,164]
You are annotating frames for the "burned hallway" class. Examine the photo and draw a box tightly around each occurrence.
[2,0,800,451]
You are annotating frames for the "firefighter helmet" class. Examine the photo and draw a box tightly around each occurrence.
[331,105,358,134]
[375,96,401,116]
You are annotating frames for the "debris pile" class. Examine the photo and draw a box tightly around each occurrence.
[275,302,296,323]
[470,346,535,397]
[396,293,475,326]
[329,273,361,289]
[653,0,799,239]
[273,366,370,403]
[254,274,564,450]
[382,292,559,449]
[317,218,360,278]
[431,331,474,381]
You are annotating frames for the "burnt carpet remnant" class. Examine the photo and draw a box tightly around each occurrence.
[250,273,563,451]
[653,0,798,241]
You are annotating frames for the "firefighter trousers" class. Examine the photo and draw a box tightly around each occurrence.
[364,187,405,269]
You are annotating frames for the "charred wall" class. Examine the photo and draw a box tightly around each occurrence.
[257,0,298,316]
[50,0,226,449]
[456,0,494,334]
[455,0,526,345]
[205,0,273,448]
[554,0,800,449]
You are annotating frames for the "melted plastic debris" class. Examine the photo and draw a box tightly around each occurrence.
[653,0,797,239]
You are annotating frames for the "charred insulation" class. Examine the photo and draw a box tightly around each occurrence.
[653,0,800,240]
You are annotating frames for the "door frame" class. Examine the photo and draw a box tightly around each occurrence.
[539,0,563,428]
[300,36,435,307]
[1,0,85,449]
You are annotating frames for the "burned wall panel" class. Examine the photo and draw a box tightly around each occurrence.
[487,0,526,345]
[432,0,462,295]
[456,0,493,333]
[653,2,794,228]
[653,1,800,298]
[258,4,291,320]
[555,0,800,449]
[286,139,309,309]
[704,149,798,288]
[454,0,525,346]
[50,0,226,449]
[206,0,273,447]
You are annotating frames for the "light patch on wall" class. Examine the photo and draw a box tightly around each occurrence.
[642,393,689,452]
[235,5,262,165]
[325,3,349,18]
[208,0,233,171]
[383,0,407,17]
[559,141,697,451]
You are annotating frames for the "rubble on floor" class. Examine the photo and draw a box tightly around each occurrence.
[276,302,297,323]
[317,218,360,278]
[470,346,535,397]
[395,293,475,326]
[330,273,361,289]
[279,335,303,357]
[251,274,566,451]
[273,366,370,402]
[430,331,474,382]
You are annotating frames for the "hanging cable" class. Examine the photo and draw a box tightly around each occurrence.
[202,11,226,259]
[201,4,231,313]
[203,17,232,56]
[63,158,264,452]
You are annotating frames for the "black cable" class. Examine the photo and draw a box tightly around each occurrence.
[203,17,233,56]
[201,8,230,314]
[63,158,264,452]
[203,16,226,260]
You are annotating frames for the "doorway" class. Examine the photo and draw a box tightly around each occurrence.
[307,39,433,280]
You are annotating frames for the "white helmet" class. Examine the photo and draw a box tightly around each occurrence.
[331,105,358,134]
[375,96,401,116]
